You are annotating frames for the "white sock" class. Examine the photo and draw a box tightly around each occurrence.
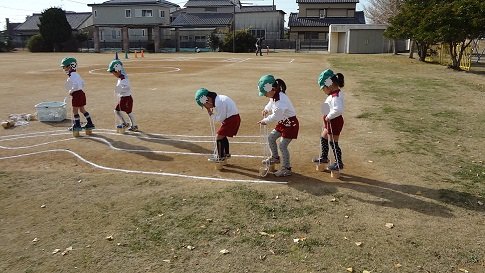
[128,113,136,127]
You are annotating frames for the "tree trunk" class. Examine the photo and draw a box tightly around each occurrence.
[393,39,397,55]
[409,40,415,59]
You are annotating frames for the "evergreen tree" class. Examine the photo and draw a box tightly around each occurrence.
[38,7,72,51]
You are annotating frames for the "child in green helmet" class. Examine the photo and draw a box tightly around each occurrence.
[107,59,138,132]
[195,88,241,163]
[60,57,95,131]
[315,69,345,171]
[257,75,299,177]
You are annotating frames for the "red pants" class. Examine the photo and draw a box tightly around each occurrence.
[71,90,86,107]
[115,96,133,114]
[275,116,299,139]
[323,115,344,135]
[217,114,241,137]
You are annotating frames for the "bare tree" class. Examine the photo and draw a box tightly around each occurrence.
[364,0,405,54]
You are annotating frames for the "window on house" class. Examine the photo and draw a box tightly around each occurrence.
[319,9,326,18]
[181,36,189,41]
[306,9,319,17]
[142,10,153,17]
[94,10,97,18]
[100,30,104,40]
[112,30,117,39]
[159,10,165,18]
[327,9,347,17]
[142,29,146,36]
[304,32,319,40]
[250,29,266,39]
[135,9,153,17]
[347,9,355,17]
[125,9,131,18]
[195,36,206,41]
[205,7,217,12]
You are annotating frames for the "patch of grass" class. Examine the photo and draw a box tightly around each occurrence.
[454,163,485,186]
[127,185,325,254]
[330,54,484,191]
[355,112,375,119]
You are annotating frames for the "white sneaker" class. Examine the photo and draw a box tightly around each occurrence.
[208,156,226,163]
[262,157,280,165]
[274,167,292,177]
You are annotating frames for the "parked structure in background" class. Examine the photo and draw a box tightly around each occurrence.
[289,0,365,51]
[329,24,407,54]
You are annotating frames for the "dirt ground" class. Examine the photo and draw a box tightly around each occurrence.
[0,51,483,273]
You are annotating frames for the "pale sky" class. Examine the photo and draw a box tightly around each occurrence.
[1,0,368,30]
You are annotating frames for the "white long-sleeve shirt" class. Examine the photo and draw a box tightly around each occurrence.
[262,92,297,124]
[211,95,239,122]
[115,76,132,98]
[323,90,344,120]
[64,72,84,94]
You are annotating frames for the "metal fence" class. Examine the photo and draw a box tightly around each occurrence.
[15,36,331,53]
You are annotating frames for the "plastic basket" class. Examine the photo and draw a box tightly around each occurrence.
[35,101,67,122]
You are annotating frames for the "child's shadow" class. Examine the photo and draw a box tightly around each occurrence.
[85,134,173,162]
[133,132,213,155]
[288,172,462,218]
[39,119,72,128]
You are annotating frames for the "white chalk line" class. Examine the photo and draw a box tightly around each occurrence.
[0,129,260,140]
[88,66,181,75]
[0,149,285,184]
[0,130,263,146]
[0,134,264,159]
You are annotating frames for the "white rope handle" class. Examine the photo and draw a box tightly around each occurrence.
[208,113,218,158]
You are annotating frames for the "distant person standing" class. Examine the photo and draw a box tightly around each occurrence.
[255,37,264,56]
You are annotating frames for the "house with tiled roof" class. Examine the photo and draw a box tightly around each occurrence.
[171,0,285,50]
[12,12,93,48]
[289,0,365,50]
[88,0,180,52]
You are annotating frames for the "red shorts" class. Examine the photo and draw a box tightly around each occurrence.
[217,114,241,137]
[275,116,299,139]
[323,115,344,135]
[115,96,133,114]
[71,90,86,107]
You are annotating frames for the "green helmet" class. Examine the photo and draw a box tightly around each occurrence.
[318,69,335,89]
[107,59,123,72]
[195,88,209,107]
[60,57,77,69]
[257,74,276,96]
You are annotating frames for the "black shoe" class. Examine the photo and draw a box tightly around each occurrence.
[312,157,329,164]
[327,162,344,171]
[83,123,95,130]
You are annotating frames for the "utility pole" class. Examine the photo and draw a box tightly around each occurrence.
[233,2,236,53]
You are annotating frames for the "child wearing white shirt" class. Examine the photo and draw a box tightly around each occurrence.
[195,88,241,162]
[60,57,95,132]
[316,69,345,171]
[107,60,138,132]
[257,75,299,177]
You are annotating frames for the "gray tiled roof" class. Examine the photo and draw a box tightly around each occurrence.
[171,13,233,27]
[91,0,179,7]
[14,12,92,31]
[288,11,365,27]
[240,6,277,13]
[297,0,359,3]
[185,0,240,7]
